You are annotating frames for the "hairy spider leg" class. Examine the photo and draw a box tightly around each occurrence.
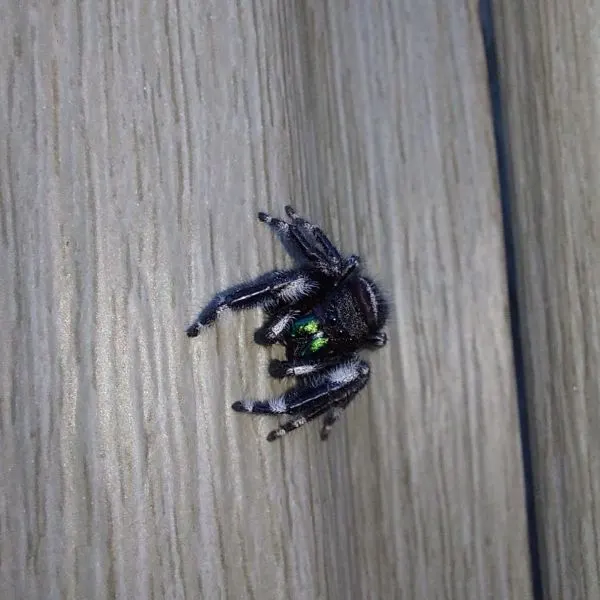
[253,308,301,346]
[320,375,370,439]
[283,207,361,287]
[268,354,355,378]
[320,407,344,440]
[266,403,333,442]
[258,211,325,267]
[232,358,370,441]
[186,269,320,337]
[284,205,343,266]
[266,362,370,441]
[334,254,360,287]
[258,207,342,275]
[231,359,370,415]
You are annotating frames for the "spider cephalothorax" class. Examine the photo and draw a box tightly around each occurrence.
[186,206,388,441]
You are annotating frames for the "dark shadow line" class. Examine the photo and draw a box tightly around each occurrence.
[478,2,544,599]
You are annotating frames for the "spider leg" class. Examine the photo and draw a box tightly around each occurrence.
[266,403,332,442]
[320,407,344,440]
[258,211,323,266]
[366,331,387,348]
[320,379,365,439]
[284,207,360,285]
[334,254,360,287]
[253,309,300,346]
[284,205,343,266]
[268,354,354,378]
[266,356,356,441]
[232,357,370,441]
[259,207,354,278]
[186,269,319,337]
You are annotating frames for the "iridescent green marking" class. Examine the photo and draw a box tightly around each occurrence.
[291,315,320,337]
[309,336,329,353]
[291,314,329,355]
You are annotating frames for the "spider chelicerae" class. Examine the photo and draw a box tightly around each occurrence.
[186,206,388,442]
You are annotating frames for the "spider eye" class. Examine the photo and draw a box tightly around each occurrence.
[323,309,342,333]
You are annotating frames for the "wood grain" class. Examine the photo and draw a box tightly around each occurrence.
[0,1,531,598]
[493,1,600,598]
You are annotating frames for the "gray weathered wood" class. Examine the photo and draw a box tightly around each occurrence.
[0,1,531,598]
[493,2,600,598]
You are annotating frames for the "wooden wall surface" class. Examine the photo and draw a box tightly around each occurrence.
[1,1,534,598]
[493,1,600,598]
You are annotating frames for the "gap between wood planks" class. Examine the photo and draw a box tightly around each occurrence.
[478,1,543,598]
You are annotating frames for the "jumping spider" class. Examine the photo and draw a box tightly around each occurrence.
[186,206,388,442]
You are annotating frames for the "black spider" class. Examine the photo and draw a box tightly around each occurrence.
[186,206,388,442]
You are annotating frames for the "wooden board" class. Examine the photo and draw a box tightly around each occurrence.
[0,1,532,598]
[492,1,600,598]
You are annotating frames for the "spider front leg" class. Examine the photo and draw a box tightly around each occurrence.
[186,268,320,337]
[232,357,370,441]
